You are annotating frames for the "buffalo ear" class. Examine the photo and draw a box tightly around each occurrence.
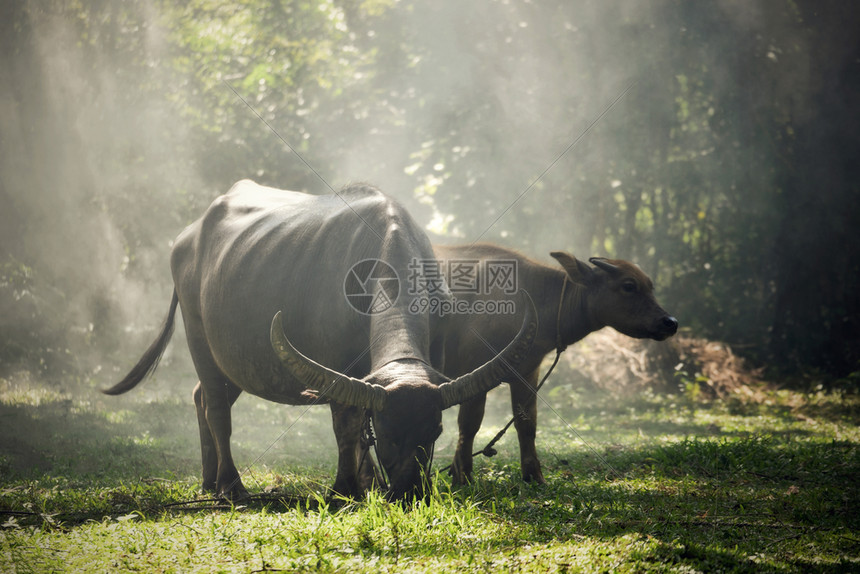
[550,251,593,285]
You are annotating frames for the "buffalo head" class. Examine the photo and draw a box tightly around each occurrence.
[270,292,538,500]
[550,252,678,341]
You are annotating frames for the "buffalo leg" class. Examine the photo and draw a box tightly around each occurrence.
[185,327,248,500]
[193,381,217,493]
[510,368,544,483]
[193,379,244,496]
[202,378,246,499]
[451,393,487,485]
[329,402,378,498]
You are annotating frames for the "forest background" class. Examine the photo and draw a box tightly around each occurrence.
[1,0,858,387]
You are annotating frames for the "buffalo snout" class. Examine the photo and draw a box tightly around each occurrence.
[381,449,434,502]
[653,315,679,340]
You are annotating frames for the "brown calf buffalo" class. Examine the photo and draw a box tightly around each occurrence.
[432,243,677,484]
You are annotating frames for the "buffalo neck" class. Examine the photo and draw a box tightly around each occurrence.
[552,271,598,348]
[369,310,432,371]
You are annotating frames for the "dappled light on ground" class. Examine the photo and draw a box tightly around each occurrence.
[1,362,857,572]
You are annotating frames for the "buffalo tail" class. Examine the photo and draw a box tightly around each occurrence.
[101,290,179,395]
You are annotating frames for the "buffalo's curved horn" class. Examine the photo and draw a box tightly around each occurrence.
[438,291,538,409]
[270,312,387,411]
[589,257,621,275]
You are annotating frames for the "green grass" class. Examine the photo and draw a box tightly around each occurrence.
[1,371,858,573]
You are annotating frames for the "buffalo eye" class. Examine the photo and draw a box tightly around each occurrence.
[621,280,637,293]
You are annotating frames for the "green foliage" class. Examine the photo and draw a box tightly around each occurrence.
[1,2,857,380]
[161,0,390,189]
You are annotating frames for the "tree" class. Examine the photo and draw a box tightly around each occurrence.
[2,0,857,382]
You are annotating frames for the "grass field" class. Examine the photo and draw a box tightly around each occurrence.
[1,365,858,572]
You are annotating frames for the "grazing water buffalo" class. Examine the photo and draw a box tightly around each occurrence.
[431,243,678,484]
[104,181,536,501]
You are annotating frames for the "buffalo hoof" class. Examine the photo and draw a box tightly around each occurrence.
[219,489,250,502]
[449,460,473,486]
[330,479,366,502]
[217,482,250,502]
[450,472,472,487]
[522,468,546,484]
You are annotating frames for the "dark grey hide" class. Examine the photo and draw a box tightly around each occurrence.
[105,181,536,501]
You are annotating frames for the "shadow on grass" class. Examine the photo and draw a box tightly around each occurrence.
[464,433,860,573]
[0,385,343,529]
[0,396,199,483]
[0,382,339,488]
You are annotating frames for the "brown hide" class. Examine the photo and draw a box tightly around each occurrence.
[432,244,676,484]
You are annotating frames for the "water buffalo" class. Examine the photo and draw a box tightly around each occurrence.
[104,181,536,501]
[431,243,677,484]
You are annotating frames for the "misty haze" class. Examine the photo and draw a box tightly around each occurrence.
[1,1,858,571]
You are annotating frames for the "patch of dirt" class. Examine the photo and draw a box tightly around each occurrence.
[561,329,766,400]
